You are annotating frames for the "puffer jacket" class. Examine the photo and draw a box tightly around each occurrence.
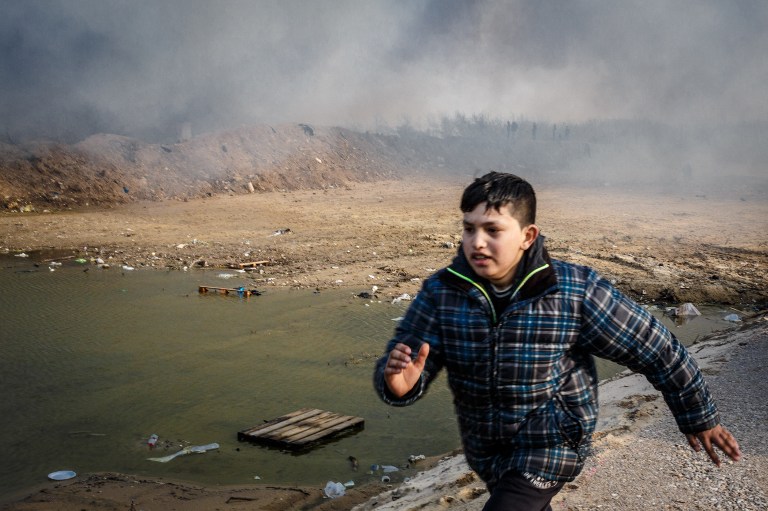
[373,237,719,486]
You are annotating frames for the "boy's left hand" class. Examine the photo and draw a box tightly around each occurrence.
[686,424,742,466]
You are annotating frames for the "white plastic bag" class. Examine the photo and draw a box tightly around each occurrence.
[324,481,346,498]
[676,303,701,317]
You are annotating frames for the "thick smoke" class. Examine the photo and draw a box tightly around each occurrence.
[1,0,767,143]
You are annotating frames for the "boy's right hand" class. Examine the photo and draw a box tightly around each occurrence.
[384,342,430,398]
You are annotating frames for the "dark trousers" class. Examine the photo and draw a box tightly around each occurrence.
[482,470,565,511]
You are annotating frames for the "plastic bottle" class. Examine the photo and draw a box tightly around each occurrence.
[148,434,159,448]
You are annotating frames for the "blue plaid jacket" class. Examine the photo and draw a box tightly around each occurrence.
[373,237,719,486]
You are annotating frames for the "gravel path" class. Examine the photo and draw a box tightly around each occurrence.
[556,319,768,511]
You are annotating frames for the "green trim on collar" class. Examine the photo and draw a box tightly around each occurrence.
[512,263,550,300]
[446,267,497,324]
[446,262,551,322]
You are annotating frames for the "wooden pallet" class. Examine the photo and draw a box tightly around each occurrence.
[198,286,259,297]
[229,260,270,269]
[238,408,364,451]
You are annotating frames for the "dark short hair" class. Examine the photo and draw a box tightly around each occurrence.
[460,172,536,226]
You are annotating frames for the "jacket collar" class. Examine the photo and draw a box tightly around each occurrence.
[441,235,558,302]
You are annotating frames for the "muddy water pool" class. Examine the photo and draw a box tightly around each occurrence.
[0,254,741,500]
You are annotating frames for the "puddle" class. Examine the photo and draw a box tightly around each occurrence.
[0,254,745,499]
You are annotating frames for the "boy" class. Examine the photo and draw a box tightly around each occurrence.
[373,172,741,511]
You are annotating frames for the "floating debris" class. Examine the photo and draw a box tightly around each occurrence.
[147,442,219,463]
[666,303,701,317]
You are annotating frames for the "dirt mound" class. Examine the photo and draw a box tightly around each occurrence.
[0,124,406,210]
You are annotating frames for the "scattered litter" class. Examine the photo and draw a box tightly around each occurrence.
[269,228,292,237]
[48,470,76,481]
[121,265,135,271]
[391,316,404,321]
[408,454,426,462]
[666,303,701,317]
[392,293,412,304]
[15,253,29,258]
[49,261,62,267]
[74,258,87,264]
[357,286,379,299]
[253,475,261,480]
[199,286,261,298]
[381,465,399,473]
[677,303,701,316]
[381,475,391,483]
[230,261,270,269]
[723,313,741,322]
[217,273,237,279]
[344,480,355,487]
[147,434,158,448]
[147,442,220,463]
[324,481,346,498]
[67,431,106,438]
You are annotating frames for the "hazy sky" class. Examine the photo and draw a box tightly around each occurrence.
[2,0,767,140]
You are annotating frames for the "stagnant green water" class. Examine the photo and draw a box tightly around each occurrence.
[0,253,740,501]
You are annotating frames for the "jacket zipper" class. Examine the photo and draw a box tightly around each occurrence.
[446,263,551,439]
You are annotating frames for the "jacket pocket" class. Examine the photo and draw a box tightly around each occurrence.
[553,395,585,448]
[514,397,585,450]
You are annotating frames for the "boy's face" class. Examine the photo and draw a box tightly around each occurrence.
[462,202,539,288]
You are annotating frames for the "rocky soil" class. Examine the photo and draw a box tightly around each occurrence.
[1,177,766,308]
